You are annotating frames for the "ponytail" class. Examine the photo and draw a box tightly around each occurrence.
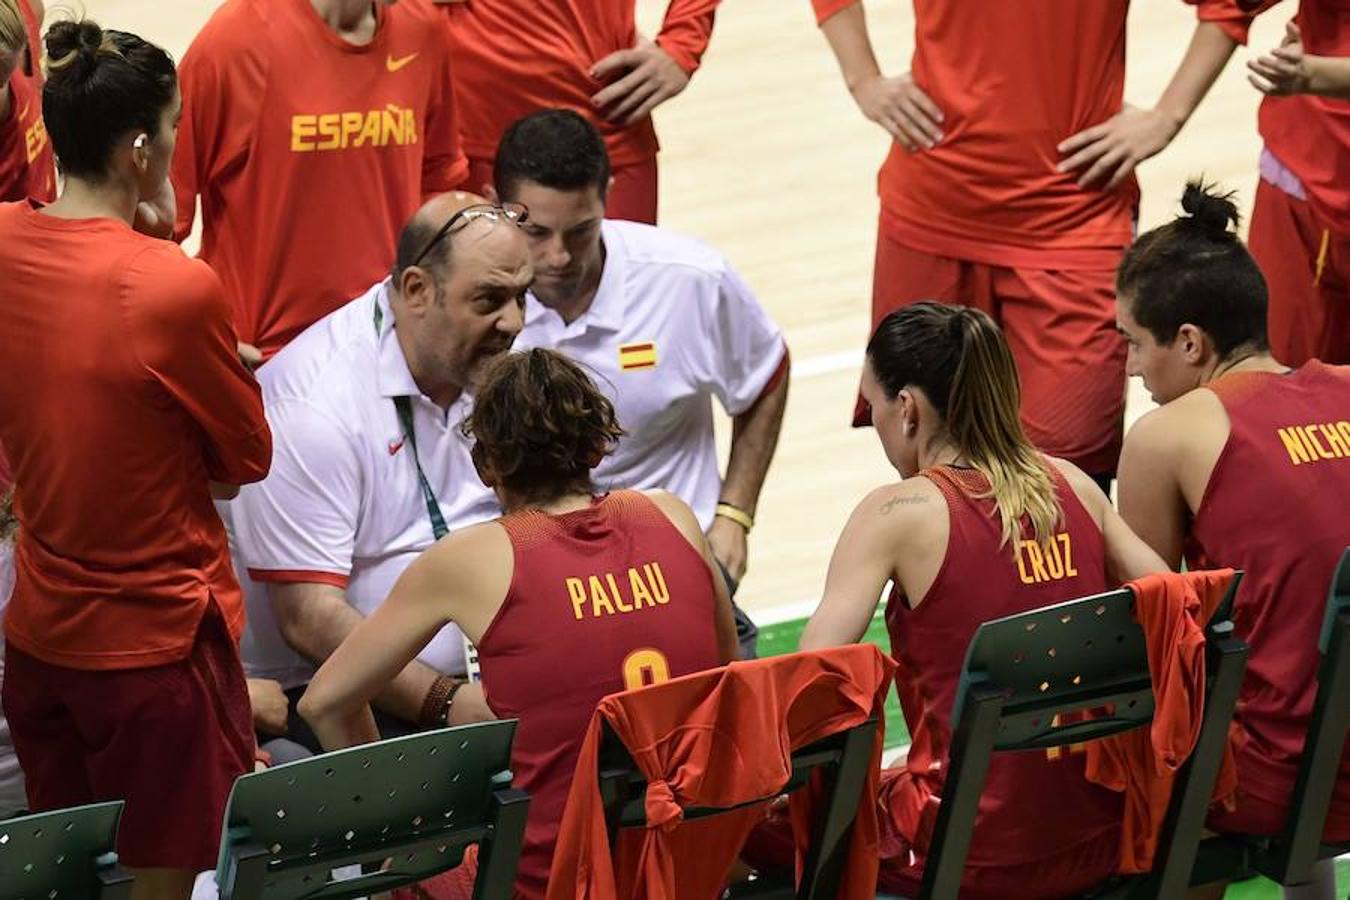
[946,309,1061,548]
[867,303,1061,549]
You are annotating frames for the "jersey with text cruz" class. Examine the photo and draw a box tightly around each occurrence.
[172,0,468,359]
[0,0,55,203]
[884,466,1122,868]
[1188,362,1350,830]
[477,491,722,900]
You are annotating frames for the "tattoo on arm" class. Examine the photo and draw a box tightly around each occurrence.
[880,494,929,515]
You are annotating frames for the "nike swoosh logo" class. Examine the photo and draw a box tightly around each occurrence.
[386,52,418,72]
[388,437,406,456]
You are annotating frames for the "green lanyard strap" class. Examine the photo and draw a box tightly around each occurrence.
[377,297,450,541]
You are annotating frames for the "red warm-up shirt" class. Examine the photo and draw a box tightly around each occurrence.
[477,491,723,900]
[442,0,718,170]
[0,0,54,203]
[883,466,1122,882]
[811,0,1238,269]
[1187,362,1350,839]
[172,0,470,359]
[0,201,271,670]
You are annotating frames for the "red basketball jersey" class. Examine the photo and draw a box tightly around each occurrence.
[478,491,723,900]
[0,0,55,203]
[883,466,1122,876]
[1188,362,1350,833]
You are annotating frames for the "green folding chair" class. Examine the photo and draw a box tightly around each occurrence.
[215,720,528,900]
[1191,546,1350,888]
[915,576,1248,900]
[0,801,133,900]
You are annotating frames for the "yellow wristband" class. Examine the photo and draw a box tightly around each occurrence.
[715,502,754,533]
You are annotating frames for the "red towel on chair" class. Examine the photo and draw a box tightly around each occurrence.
[1084,569,1240,873]
[545,644,896,900]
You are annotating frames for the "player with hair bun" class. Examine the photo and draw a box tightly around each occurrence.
[301,347,738,900]
[0,18,270,900]
[1116,181,1350,900]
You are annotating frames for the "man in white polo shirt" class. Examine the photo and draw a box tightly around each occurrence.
[233,192,530,746]
[490,110,790,655]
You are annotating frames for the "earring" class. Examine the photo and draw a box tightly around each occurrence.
[905,421,917,436]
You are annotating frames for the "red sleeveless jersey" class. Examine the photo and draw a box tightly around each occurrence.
[477,491,723,900]
[883,466,1122,877]
[1188,361,1350,830]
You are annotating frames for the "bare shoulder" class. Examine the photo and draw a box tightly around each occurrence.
[854,477,945,534]
[640,489,704,546]
[424,520,513,580]
[1044,455,1108,522]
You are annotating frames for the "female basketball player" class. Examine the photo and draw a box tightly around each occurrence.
[1116,182,1349,900]
[800,303,1168,898]
[0,0,53,202]
[301,348,740,900]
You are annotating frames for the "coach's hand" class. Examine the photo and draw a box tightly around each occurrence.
[133,178,176,240]
[851,72,943,152]
[1057,103,1180,190]
[591,36,691,126]
[708,516,748,585]
[447,682,496,727]
[248,677,290,737]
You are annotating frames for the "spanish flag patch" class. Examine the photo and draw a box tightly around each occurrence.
[618,341,658,371]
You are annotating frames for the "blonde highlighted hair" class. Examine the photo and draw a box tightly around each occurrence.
[867,302,1062,549]
[0,0,26,58]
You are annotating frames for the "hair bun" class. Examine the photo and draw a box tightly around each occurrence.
[1180,178,1241,235]
[45,19,107,80]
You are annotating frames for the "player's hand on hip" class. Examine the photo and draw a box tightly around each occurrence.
[133,177,176,239]
[1247,21,1310,96]
[1056,103,1180,190]
[591,36,691,126]
[707,516,749,585]
[850,72,943,152]
[447,682,497,727]
[247,677,290,737]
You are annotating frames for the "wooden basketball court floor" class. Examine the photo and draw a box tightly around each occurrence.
[65,5,1348,891]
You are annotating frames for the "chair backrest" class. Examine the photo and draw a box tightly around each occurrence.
[0,801,133,900]
[598,717,879,900]
[924,574,1248,900]
[1272,546,1350,880]
[216,720,528,900]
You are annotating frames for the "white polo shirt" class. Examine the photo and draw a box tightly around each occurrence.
[234,279,499,684]
[514,220,786,530]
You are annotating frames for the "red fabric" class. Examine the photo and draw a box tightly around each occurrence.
[863,232,1126,475]
[172,0,470,359]
[0,0,55,203]
[812,1,1233,269]
[443,0,717,171]
[0,201,270,669]
[1258,0,1350,236]
[2,601,255,870]
[1082,569,1240,874]
[465,492,724,900]
[466,155,659,225]
[545,645,895,900]
[1249,177,1350,366]
[879,466,1122,890]
[1189,362,1350,840]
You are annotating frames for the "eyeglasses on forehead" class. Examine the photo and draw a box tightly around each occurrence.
[410,202,529,270]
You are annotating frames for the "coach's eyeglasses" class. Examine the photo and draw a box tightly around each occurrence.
[410,202,529,270]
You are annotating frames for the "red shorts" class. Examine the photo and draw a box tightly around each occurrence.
[465,156,658,225]
[1206,774,1350,843]
[2,601,254,870]
[863,228,1127,476]
[1248,178,1350,367]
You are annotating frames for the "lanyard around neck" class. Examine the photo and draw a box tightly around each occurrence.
[375,298,450,541]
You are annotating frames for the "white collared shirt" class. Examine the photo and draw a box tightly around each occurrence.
[234,279,499,682]
[514,221,786,530]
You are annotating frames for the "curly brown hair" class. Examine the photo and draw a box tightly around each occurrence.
[465,349,624,505]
